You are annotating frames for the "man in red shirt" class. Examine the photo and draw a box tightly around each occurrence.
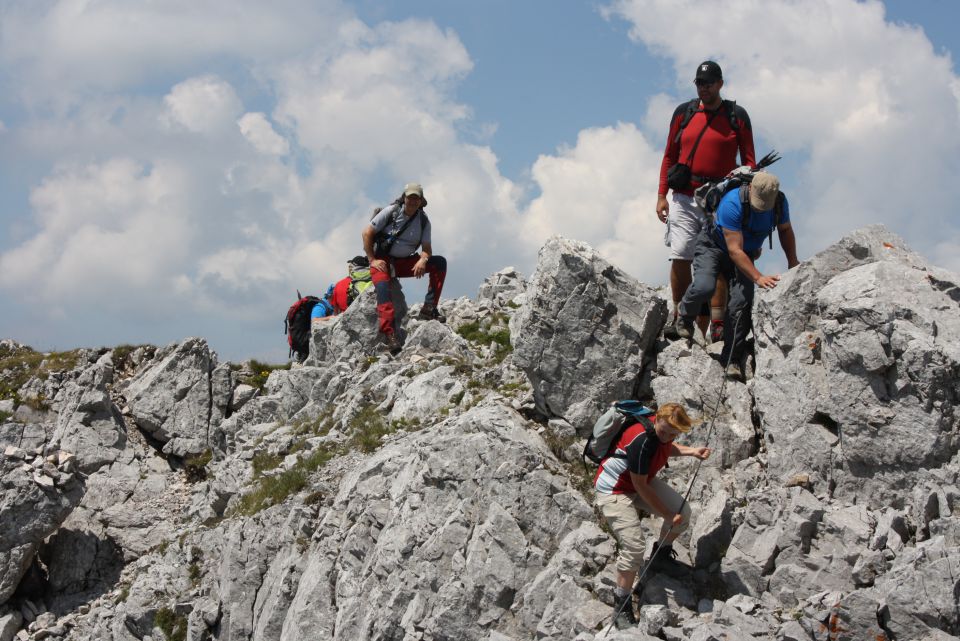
[657,61,755,342]
[594,403,710,629]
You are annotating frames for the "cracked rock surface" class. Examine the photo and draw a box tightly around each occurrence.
[0,226,958,640]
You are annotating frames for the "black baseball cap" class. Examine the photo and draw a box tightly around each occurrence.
[695,61,723,82]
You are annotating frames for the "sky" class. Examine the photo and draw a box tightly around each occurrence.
[1,0,958,363]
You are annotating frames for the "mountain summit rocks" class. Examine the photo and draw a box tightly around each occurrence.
[513,236,667,431]
[1,226,958,640]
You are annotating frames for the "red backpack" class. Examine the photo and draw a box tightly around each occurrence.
[284,292,320,362]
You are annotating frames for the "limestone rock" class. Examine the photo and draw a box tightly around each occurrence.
[477,267,527,305]
[124,338,219,457]
[512,236,667,429]
[0,456,82,604]
[876,538,960,640]
[308,281,408,364]
[50,360,125,474]
[753,226,960,507]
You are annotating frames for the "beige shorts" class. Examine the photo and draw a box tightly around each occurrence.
[596,478,692,573]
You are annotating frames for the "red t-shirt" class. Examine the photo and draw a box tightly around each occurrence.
[658,100,756,197]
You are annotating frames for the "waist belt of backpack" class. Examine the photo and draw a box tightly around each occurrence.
[691,174,724,184]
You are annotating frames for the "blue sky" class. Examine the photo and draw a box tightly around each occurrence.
[1,0,959,362]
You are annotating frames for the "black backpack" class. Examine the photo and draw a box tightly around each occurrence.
[673,98,741,145]
[694,151,784,249]
[284,292,320,362]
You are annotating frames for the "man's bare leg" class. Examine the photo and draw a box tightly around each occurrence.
[670,259,692,318]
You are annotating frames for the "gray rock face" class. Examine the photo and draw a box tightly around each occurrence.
[876,537,960,640]
[0,455,82,604]
[50,357,125,474]
[272,404,600,641]
[308,281,408,365]
[753,226,960,507]
[5,225,960,641]
[477,267,527,305]
[124,338,221,457]
[513,236,668,429]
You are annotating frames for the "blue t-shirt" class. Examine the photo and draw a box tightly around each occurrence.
[712,188,790,254]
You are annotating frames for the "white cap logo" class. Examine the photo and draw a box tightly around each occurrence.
[701,65,709,72]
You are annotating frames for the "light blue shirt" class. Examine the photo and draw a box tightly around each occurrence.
[370,204,432,257]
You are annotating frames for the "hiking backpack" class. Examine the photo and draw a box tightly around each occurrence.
[343,256,373,305]
[284,291,320,362]
[673,98,741,144]
[694,151,784,248]
[582,401,656,467]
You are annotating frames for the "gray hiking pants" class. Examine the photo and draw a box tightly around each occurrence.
[678,227,755,365]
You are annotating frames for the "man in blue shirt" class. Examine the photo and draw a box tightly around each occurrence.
[676,172,799,379]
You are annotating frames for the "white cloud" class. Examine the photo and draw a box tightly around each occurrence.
[238,113,290,156]
[162,76,243,135]
[522,124,660,243]
[0,159,194,310]
[2,0,959,360]
[272,19,473,171]
[0,0,354,105]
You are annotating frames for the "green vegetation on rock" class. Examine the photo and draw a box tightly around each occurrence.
[234,444,338,516]
[242,359,291,391]
[456,317,512,362]
[154,607,187,641]
[184,450,213,483]
[0,346,83,407]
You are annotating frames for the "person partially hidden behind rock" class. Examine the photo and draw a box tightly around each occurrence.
[594,403,710,629]
[361,183,448,354]
[674,172,799,380]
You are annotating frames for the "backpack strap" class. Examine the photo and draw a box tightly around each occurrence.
[725,100,740,131]
[673,98,703,144]
[377,207,422,257]
[739,183,752,236]
[769,192,785,249]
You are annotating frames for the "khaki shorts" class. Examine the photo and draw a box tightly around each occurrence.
[596,478,692,573]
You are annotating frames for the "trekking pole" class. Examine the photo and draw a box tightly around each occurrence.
[600,310,745,638]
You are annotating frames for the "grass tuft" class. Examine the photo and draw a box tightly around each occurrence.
[241,359,291,391]
[184,450,212,483]
[456,319,512,362]
[251,451,283,478]
[233,444,338,516]
[347,405,394,453]
[154,607,187,641]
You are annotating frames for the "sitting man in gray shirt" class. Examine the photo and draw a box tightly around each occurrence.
[361,182,448,354]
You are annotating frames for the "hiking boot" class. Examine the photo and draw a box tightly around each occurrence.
[725,362,743,381]
[663,316,681,340]
[418,304,446,323]
[612,593,638,630]
[384,333,402,356]
[648,542,686,575]
[675,317,694,340]
[710,319,724,344]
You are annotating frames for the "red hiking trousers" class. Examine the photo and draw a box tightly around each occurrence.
[371,253,447,335]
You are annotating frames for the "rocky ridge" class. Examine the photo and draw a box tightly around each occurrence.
[0,227,957,641]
